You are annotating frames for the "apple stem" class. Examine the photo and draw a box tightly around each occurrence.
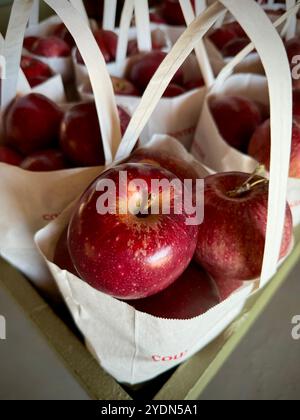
[227,166,268,198]
[137,193,153,217]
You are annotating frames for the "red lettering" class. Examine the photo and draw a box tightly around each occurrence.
[152,351,188,362]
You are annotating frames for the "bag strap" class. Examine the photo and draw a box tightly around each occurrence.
[28,0,39,26]
[70,0,90,25]
[179,0,215,86]
[103,0,118,30]
[281,0,298,40]
[116,0,152,63]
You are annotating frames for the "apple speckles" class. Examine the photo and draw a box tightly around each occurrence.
[195,172,293,280]
[68,163,198,299]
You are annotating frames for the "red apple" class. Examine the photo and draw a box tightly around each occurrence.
[285,37,300,89]
[221,37,249,57]
[214,277,244,301]
[52,23,75,48]
[21,149,66,172]
[128,147,199,182]
[27,76,51,88]
[163,83,186,98]
[4,93,63,156]
[160,0,195,26]
[128,51,184,93]
[23,36,39,50]
[29,36,71,58]
[248,118,300,179]
[127,32,167,57]
[127,40,140,57]
[184,78,205,91]
[293,88,300,118]
[195,172,293,280]
[150,12,167,24]
[59,102,131,167]
[111,76,139,97]
[54,228,78,275]
[210,95,262,153]
[68,163,198,299]
[254,101,270,122]
[76,29,118,64]
[21,55,53,87]
[0,146,23,166]
[128,262,220,319]
[209,22,246,51]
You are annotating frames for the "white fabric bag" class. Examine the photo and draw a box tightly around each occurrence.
[75,0,213,150]
[192,4,300,225]
[207,0,299,75]
[36,0,293,384]
[0,0,122,298]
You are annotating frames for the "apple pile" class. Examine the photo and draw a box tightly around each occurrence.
[210,95,264,153]
[150,0,196,26]
[209,22,250,57]
[50,144,293,319]
[75,28,168,66]
[21,55,54,87]
[210,90,300,179]
[0,93,131,170]
[83,51,204,98]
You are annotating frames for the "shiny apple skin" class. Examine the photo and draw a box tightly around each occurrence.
[150,12,167,24]
[128,147,199,182]
[68,163,198,299]
[161,0,195,26]
[21,149,66,172]
[0,146,23,166]
[293,89,300,118]
[210,95,262,153]
[163,83,186,98]
[76,29,118,64]
[127,262,220,319]
[195,172,293,280]
[21,55,53,86]
[221,37,249,57]
[24,36,39,50]
[59,102,131,167]
[30,36,71,58]
[4,93,63,156]
[214,277,244,301]
[52,23,75,48]
[54,228,78,276]
[184,78,205,91]
[128,51,184,93]
[209,22,246,51]
[249,118,300,179]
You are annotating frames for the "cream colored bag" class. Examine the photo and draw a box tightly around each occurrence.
[207,0,299,75]
[0,0,121,298]
[75,0,213,150]
[192,3,300,225]
[36,0,293,384]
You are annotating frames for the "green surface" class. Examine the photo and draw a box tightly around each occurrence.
[0,259,131,401]
[0,1,53,35]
